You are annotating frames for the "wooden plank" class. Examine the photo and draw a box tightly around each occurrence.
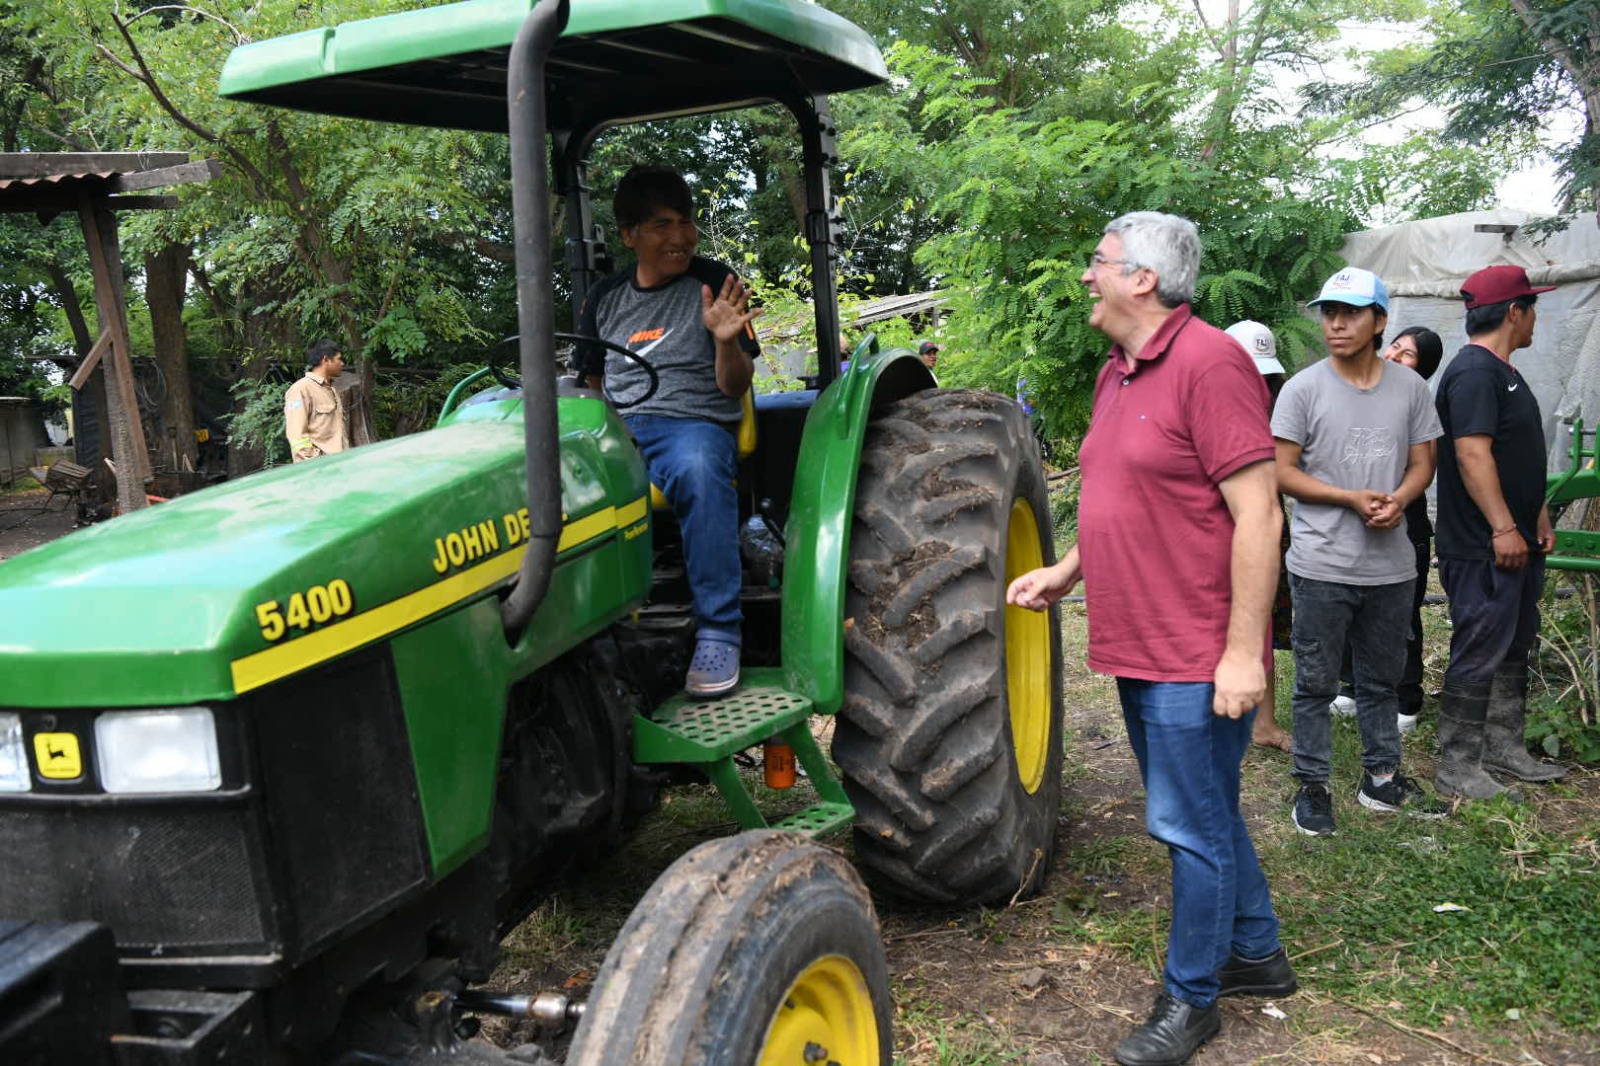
[68,329,114,390]
[104,194,180,210]
[1,187,180,213]
[77,188,152,512]
[0,152,187,179]
[108,158,220,192]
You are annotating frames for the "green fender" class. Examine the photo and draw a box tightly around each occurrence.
[780,343,936,713]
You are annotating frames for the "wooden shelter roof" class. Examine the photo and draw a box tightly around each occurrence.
[0,153,218,216]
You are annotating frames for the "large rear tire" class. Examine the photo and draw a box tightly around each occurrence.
[835,389,1063,905]
[566,831,892,1066]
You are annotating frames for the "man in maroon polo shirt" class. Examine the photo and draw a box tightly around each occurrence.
[1008,212,1293,1066]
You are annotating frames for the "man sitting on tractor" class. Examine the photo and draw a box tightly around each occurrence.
[578,165,762,698]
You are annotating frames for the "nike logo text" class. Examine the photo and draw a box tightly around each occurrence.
[1508,383,1519,392]
[635,330,673,357]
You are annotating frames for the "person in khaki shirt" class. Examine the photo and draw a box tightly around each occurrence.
[284,339,347,462]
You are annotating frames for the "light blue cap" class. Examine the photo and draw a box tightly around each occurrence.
[1308,267,1389,312]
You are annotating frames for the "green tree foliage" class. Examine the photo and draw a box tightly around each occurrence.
[1315,0,1599,216]
[0,0,1535,456]
[2,0,521,443]
[831,0,1503,439]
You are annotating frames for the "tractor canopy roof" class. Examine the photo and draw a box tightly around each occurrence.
[218,0,888,134]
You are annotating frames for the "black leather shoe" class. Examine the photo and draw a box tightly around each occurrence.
[1113,991,1221,1066]
[1218,946,1298,998]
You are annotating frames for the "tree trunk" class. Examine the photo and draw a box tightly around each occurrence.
[352,358,376,446]
[1507,0,1600,217]
[146,240,199,479]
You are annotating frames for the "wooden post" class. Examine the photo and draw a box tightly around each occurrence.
[77,188,151,514]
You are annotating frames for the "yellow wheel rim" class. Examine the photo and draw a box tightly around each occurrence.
[1005,498,1051,795]
[759,955,880,1066]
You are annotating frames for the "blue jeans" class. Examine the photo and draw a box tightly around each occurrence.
[625,414,742,642]
[1117,679,1282,1008]
[1438,557,1544,685]
[1289,575,1412,782]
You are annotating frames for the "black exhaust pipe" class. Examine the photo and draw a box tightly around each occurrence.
[501,0,571,633]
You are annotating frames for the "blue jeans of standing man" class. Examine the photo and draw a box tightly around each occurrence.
[625,414,742,643]
[1289,575,1411,782]
[1438,558,1543,686]
[1117,679,1282,1008]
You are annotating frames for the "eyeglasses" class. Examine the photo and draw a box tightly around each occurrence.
[1088,251,1138,272]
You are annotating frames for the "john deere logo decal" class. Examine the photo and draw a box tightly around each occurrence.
[33,732,82,780]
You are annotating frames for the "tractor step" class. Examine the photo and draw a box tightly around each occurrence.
[635,671,813,763]
[633,667,854,837]
[771,801,855,836]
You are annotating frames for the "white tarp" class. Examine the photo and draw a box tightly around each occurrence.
[1340,209,1600,471]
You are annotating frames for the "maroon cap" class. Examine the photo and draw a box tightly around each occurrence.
[1460,264,1556,309]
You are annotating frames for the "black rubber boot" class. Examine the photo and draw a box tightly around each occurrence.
[1113,991,1221,1066]
[1483,661,1566,782]
[1435,681,1516,801]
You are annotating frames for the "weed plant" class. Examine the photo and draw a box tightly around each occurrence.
[1531,573,1600,762]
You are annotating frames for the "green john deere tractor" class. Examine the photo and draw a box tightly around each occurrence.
[0,1,1063,1062]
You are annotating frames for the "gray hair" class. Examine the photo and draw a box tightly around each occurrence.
[1103,212,1201,307]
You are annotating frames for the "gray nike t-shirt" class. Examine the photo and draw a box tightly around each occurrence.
[578,257,757,423]
[1272,358,1442,585]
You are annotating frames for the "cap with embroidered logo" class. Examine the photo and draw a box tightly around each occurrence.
[1224,320,1284,375]
[1308,267,1389,312]
[1460,264,1556,309]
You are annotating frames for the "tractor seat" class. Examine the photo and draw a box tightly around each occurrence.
[650,390,757,511]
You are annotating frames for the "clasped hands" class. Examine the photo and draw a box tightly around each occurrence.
[1348,488,1404,530]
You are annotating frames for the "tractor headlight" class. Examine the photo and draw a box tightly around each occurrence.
[0,713,30,792]
[95,708,221,794]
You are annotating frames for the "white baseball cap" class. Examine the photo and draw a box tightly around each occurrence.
[1307,267,1390,312]
[1225,320,1284,375]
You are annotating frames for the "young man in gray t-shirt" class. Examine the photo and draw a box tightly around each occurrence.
[577,165,761,698]
[1272,267,1445,834]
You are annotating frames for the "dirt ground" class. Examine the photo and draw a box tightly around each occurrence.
[482,673,1599,1066]
[0,486,80,560]
[866,695,1600,1066]
[477,680,1599,1066]
[8,492,1596,1065]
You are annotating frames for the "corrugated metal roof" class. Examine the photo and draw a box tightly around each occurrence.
[0,171,114,192]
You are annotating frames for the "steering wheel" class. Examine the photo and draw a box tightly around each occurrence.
[487,334,661,410]
[553,331,661,409]
[488,335,526,392]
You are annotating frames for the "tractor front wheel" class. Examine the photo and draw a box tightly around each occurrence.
[566,831,891,1066]
[836,389,1064,905]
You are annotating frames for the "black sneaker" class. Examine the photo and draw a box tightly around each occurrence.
[1113,991,1221,1066]
[1218,946,1299,998]
[1357,772,1449,819]
[1292,783,1335,836]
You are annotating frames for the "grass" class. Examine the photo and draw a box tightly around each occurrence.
[2,476,43,495]
[892,993,1024,1066]
[1263,798,1600,1030]
[490,568,1599,1061]
[1056,595,1600,1045]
